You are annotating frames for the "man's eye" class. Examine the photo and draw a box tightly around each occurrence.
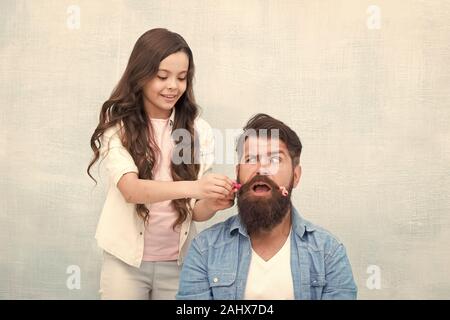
[245,157,257,164]
[271,156,281,164]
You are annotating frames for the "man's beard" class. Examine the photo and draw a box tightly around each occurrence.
[237,174,293,235]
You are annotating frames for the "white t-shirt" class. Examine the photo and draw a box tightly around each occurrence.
[244,231,295,300]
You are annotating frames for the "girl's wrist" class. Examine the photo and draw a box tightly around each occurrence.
[184,180,199,199]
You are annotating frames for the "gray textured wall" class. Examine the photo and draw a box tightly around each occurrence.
[1,0,449,299]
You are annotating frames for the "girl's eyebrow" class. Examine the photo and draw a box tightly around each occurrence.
[158,69,188,74]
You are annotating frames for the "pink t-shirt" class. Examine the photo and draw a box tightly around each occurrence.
[142,117,180,261]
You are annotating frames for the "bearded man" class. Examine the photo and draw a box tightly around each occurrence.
[176,113,357,300]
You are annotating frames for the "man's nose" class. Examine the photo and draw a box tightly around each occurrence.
[256,158,271,176]
[256,157,279,176]
[256,168,270,176]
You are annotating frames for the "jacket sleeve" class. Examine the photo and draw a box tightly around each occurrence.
[322,244,358,300]
[100,124,138,187]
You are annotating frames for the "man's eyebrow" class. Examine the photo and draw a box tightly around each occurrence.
[244,150,287,157]
[269,150,287,156]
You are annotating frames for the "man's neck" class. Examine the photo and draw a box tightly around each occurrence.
[249,209,292,261]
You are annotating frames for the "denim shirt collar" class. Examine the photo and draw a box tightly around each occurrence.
[229,205,316,238]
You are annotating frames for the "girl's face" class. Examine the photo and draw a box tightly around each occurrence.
[142,51,189,119]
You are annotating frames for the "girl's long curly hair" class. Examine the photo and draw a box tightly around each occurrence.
[87,28,200,228]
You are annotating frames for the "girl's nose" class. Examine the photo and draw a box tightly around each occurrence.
[167,78,177,90]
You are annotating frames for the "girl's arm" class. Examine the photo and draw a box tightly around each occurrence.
[118,172,195,203]
[117,172,234,204]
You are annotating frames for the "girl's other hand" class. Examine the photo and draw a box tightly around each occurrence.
[201,194,235,212]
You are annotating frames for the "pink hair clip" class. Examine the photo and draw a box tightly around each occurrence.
[279,186,289,197]
[232,182,242,191]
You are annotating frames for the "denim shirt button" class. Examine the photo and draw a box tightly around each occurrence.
[213,277,219,283]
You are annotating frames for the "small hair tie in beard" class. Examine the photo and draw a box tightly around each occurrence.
[279,186,289,197]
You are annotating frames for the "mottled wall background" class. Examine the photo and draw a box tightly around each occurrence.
[1,0,449,299]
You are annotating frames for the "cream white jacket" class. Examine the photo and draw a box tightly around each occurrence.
[95,110,214,267]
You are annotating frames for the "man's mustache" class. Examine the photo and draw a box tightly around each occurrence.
[238,174,280,196]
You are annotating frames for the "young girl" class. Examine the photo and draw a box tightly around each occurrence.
[87,28,235,299]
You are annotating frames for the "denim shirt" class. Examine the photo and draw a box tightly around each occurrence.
[176,207,357,300]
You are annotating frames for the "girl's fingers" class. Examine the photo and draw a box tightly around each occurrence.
[210,186,230,197]
[226,188,236,198]
[212,174,234,186]
[212,178,233,193]
[216,182,232,193]
[223,190,236,200]
[210,173,234,187]
[224,176,235,186]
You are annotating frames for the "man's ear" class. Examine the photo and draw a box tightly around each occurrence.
[293,165,302,188]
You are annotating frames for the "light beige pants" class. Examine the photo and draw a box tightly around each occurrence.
[99,251,181,300]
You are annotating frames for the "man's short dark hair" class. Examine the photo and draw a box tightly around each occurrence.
[236,113,302,166]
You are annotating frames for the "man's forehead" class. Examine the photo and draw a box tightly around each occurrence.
[243,136,288,154]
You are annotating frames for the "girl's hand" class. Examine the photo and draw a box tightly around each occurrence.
[201,190,236,212]
[192,174,235,200]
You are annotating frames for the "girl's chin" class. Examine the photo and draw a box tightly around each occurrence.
[159,102,175,108]
[160,99,178,108]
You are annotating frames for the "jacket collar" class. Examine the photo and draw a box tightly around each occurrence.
[148,107,175,127]
[169,107,175,127]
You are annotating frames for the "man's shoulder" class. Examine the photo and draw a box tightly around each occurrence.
[193,215,239,251]
[295,213,346,256]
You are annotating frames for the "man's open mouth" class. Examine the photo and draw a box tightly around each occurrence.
[251,182,272,194]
